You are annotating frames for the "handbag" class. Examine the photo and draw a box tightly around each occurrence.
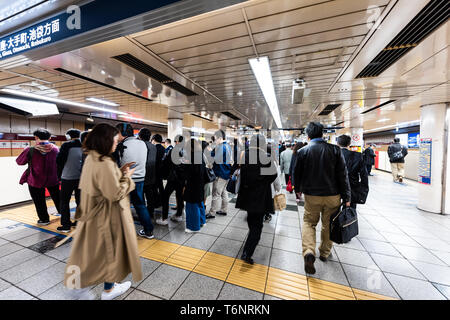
[329,205,359,244]
[286,176,293,193]
[273,193,286,211]
[204,167,216,183]
[226,175,237,194]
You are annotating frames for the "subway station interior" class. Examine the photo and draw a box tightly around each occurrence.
[0,0,449,303]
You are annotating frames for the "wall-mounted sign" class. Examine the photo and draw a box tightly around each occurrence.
[0,141,11,149]
[11,141,30,149]
[418,138,432,185]
[408,132,420,148]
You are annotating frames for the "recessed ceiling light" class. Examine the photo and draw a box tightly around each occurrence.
[376,118,390,123]
[236,91,243,96]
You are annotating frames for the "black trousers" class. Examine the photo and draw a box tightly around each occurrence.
[60,179,80,227]
[243,211,265,258]
[350,202,357,209]
[144,183,158,217]
[285,174,290,185]
[162,180,184,220]
[155,178,164,207]
[366,164,372,175]
[28,184,60,222]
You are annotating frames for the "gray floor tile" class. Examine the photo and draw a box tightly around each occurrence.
[124,258,161,287]
[218,283,263,300]
[220,226,248,242]
[408,260,450,286]
[274,225,301,239]
[0,222,27,237]
[183,233,217,251]
[15,232,56,247]
[359,238,402,257]
[0,278,12,292]
[273,235,302,254]
[433,283,450,299]
[410,236,450,252]
[0,248,40,273]
[162,229,193,245]
[0,286,34,300]
[384,273,446,300]
[277,216,300,227]
[0,242,23,258]
[430,250,450,266]
[392,244,447,266]
[171,273,223,300]
[137,264,189,299]
[371,252,425,279]
[0,219,21,229]
[198,223,227,237]
[309,260,350,286]
[334,247,379,270]
[378,231,421,247]
[38,282,76,300]
[270,248,305,275]
[44,243,73,261]
[16,262,66,296]
[238,245,272,266]
[0,238,8,247]
[264,294,283,300]
[229,217,249,230]
[0,254,59,284]
[258,232,274,248]
[1,227,40,242]
[335,237,366,251]
[357,228,387,242]
[125,289,162,300]
[209,237,242,258]
[208,216,233,226]
[341,263,399,298]
[262,222,277,234]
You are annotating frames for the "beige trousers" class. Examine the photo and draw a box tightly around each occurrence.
[209,177,229,215]
[391,162,405,181]
[302,194,341,258]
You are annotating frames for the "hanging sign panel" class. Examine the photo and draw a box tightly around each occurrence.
[418,138,432,185]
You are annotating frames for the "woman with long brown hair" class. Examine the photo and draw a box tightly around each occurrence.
[63,123,142,300]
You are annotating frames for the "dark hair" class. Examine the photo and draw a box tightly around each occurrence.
[305,122,324,139]
[80,131,89,143]
[337,135,352,148]
[165,138,171,144]
[66,128,81,139]
[33,128,51,140]
[201,140,209,151]
[84,123,119,161]
[138,128,152,142]
[175,135,183,143]
[116,123,133,137]
[394,138,400,143]
[293,142,305,154]
[211,136,215,142]
[152,134,163,143]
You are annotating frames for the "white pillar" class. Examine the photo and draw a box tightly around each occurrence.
[167,110,183,141]
[418,103,448,214]
[350,127,364,152]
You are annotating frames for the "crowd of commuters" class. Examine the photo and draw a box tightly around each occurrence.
[16,120,411,299]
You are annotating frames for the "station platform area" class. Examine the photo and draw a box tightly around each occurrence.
[0,170,449,300]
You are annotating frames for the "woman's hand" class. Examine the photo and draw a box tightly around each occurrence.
[124,167,136,178]
[120,162,135,173]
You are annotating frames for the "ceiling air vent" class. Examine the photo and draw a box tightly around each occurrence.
[112,53,198,96]
[318,104,341,116]
[191,113,213,122]
[361,100,396,114]
[356,0,449,78]
[221,111,241,121]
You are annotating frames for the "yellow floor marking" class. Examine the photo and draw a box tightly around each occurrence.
[0,205,399,301]
[165,246,206,271]
[265,267,309,300]
[227,260,268,293]
[193,252,235,281]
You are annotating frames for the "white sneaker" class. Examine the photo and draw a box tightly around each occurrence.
[170,215,183,222]
[185,228,199,233]
[67,287,96,300]
[156,218,168,225]
[101,282,131,300]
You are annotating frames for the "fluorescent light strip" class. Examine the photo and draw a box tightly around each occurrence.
[86,97,119,107]
[248,56,282,128]
[119,115,167,126]
[1,89,128,115]
[364,120,420,133]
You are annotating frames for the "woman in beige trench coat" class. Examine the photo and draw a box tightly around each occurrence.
[63,123,143,300]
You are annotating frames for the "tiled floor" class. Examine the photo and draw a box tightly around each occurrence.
[0,170,449,300]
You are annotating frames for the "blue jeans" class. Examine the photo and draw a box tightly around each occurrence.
[130,181,154,233]
[186,202,205,231]
[104,282,114,291]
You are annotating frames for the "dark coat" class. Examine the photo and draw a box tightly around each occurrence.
[143,141,157,186]
[387,143,408,163]
[235,147,277,213]
[341,149,369,205]
[181,162,206,203]
[363,147,376,165]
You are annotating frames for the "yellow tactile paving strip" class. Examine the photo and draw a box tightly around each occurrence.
[0,206,398,300]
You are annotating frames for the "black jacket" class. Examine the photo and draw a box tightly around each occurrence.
[363,147,376,165]
[289,149,299,186]
[163,146,185,183]
[181,162,206,203]
[293,139,351,203]
[143,141,157,186]
[387,143,408,163]
[235,147,278,213]
[56,139,82,179]
[154,144,166,177]
[341,149,369,205]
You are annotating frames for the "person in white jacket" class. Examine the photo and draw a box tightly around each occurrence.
[265,146,283,222]
[280,143,293,186]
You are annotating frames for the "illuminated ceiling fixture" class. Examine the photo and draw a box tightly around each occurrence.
[0,89,128,115]
[376,118,390,122]
[118,115,167,126]
[364,120,420,133]
[236,91,243,97]
[86,97,119,107]
[248,56,282,129]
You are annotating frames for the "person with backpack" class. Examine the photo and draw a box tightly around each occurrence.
[16,128,60,225]
[138,128,158,220]
[337,135,369,209]
[363,144,376,176]
[56,129,83,232]
[388,138,408,183]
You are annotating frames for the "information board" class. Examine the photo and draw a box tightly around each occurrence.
[408,132,420,148]
[418,138,432,185]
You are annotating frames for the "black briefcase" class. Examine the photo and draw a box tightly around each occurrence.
[330,206,358,244]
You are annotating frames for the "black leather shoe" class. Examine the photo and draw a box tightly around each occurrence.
[304,254,316,274]
[205,213,215,219]
[241,253,254,265]
[319,256,327,262]
[216,211,227,216]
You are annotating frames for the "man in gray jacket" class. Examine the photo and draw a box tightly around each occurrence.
[116,123,154,239]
